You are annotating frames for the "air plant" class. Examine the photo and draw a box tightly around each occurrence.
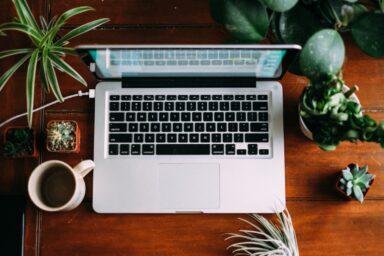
[226,209,299,256]
[0,0,110,127]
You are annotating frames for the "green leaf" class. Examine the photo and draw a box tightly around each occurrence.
[0,54,31,92]
[209,0,269,42]
[351,13,384,57]
[342,169,353,181]
[49,53,87,86]
[26,49,40,128]
[43,48,63,102]
[39,63,50,93]
[0,48,33,59]
[300,29,345,81]
[353,185,364,203]
[54,6,95,29]
[0,22,41,43]
[13,0,42,35]
[55,18,110,46]
[50,47,78,56]
[260,0,298,12]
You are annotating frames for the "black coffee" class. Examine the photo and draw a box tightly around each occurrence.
[40,167,75,207]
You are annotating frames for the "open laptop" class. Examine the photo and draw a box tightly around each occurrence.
[76,45,301,213]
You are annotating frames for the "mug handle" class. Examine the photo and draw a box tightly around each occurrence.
[73,160,95,178]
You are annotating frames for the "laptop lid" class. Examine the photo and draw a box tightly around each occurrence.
[76,45,301,82]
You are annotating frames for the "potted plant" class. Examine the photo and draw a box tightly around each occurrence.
[3,127,37,158]
[46,120,80,153]
[336,163,375,203]
[0,0,109,127]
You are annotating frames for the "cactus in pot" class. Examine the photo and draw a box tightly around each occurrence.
[46,120,80,153]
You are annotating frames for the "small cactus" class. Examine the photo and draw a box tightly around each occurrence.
[337,163,375,203]
[47,121,78,152]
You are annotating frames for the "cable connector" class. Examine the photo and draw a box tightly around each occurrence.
[88,89,95,98]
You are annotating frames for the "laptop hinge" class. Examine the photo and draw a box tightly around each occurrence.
[121,77,256,88]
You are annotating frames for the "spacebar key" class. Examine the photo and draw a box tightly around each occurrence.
[156,144,210,155]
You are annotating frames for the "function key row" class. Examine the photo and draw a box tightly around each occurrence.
[110,94,268,101]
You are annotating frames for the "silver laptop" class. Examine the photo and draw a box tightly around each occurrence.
[76,45,301,213]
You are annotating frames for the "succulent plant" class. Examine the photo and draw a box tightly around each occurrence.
[4,127,35,157]
[338,163,375,203]
[47,121,78,152]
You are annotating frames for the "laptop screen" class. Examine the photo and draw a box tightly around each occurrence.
[77,47,294,80]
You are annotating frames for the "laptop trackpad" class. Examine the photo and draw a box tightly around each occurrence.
[158,163,220,210]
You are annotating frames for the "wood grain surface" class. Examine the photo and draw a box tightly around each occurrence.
[0,1,383,255]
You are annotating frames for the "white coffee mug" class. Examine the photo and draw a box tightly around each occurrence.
[28,160,95,212]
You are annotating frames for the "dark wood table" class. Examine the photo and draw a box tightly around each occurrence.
[1,1,383,255]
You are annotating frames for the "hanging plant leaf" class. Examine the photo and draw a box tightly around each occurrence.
[209,0,269,42]
[269,12,284,43]
[351,12,384,57]
[300,29,345,80]
[260,0,298,12]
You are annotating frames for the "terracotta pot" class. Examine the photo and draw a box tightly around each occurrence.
[46,120,80,153]
[3,127,38,158]
[299,85,361,141]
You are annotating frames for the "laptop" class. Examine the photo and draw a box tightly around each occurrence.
[76,45,301,213]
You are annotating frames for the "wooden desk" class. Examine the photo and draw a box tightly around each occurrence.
[1,1,383,255]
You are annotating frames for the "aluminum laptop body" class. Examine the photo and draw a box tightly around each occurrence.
[76,45,301,213]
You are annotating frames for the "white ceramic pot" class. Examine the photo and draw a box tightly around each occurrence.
[299,85,361,141]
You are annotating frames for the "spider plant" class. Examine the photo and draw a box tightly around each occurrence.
[226,209,299,256]
[0,0,109,127]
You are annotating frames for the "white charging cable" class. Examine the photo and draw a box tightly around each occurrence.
[0,89,95,128]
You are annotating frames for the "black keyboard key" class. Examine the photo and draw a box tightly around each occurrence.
[223,133,232,142]
[156,134,166,143]
[245,133,269,142]
[109,102,119,111]
[242,102,252,111]
[142,144,154,155]
[140,123,149,132]
[167,134,177,142]
[235,95,245,100]
[166,95,177,100]
[212,144,224,155]
[253,102,268,111]
[220,102,229,111]
[247,112,258,121]
[159,112,169,121]
[198,102,207,111]
[144,95,154,100]
[201,95,211,100]
[126,113,135,121]
[165,102,174,111]
[214,112,224,121]
[162,123,171,132]
[110,95,120,101]
[231,102,240,111]
[120,144,130,155]
[258,94,268,101]
[184,123,193,132]
[239,123,249,132]
[226,144,235,155]
[187,102,196,111]
[170,112,180,121]
[209,102,218,111]
[178,95,188,100]
[155,95,165,100]
[181,112,191,121]
[234,133,244,142]
[121,102,130,111]
[132,102,141,111]
[259,112,268,121]
[173,123,182,132]
[248,144,258,155]
[201,133,210,142]
[128,123,138,132]
[225,112,235,121]
[109,144,118,155]
[212,133,221,142]
[251,123,268,132]
[217,123,227,132]
[228,123,238,132]
[206,123,216,132]
[137,112,147,121]
[212,95,222,100]
[176,102,185,111]
[122,95,131,101]
[151,123,160,132]
[237,149,246,155]
[148,112,158,121]
[145,134,155,142]
[203,112,213,121]
[131,144,140,155]
[236,112,246,121]
[192,112,202,121]
[156,144,210,155]
[178,133,188,142]
[133,95,143,100]
[109,113,124,122]
[143,102,152,111]
[109,134,132,143]
[246,95,256,100]
[259,149,269,155]
[134,134,144,143]
[190,134,199,142]
[189,95,199,100]
[154,102,163,111]
[195,123,205,132]
[109,123,127,132]
[224,95,234,100]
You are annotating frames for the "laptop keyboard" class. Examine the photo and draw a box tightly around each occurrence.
[108,94,271,156]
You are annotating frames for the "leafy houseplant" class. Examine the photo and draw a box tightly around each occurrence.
[46,120,80,153]
[0,0,110,127]
[226,209,299,256]
[3,127,37,157]
[336,163,375,203]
